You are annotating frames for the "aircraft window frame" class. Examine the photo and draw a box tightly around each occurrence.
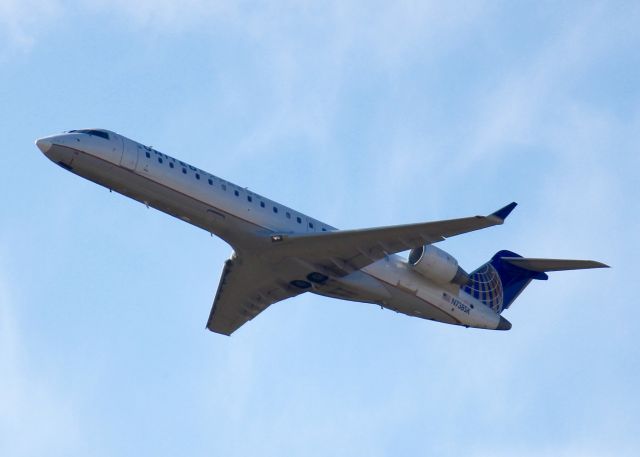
[70,129,110,140]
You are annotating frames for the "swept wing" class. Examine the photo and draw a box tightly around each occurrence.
[207,202,516,335]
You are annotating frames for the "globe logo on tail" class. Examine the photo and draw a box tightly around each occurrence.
[462,263,504,313]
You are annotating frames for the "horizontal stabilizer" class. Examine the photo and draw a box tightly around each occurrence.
[465,250,609,313]
[502,257,609,272]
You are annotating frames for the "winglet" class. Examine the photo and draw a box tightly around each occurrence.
[490,202,517,222]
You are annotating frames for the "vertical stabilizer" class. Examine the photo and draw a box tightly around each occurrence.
[462,250,607,313]
[462,250,548,313]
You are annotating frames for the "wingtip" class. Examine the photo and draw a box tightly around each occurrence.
[491,202,518,221]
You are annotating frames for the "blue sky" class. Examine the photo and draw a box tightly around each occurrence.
[1,1,639,456]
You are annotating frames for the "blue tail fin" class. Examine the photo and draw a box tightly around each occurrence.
[461,250,548,313]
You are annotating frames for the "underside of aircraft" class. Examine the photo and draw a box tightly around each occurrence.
[36,128,609,335]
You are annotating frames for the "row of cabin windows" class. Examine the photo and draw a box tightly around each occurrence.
[144,149,327,231]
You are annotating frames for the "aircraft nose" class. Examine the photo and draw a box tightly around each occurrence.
[36,137,53,153]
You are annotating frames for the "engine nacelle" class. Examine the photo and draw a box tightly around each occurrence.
[408,245,470,286]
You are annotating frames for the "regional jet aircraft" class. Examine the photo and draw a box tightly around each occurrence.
[36,129,608,335]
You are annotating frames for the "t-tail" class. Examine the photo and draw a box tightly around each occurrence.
[462,250,609,315]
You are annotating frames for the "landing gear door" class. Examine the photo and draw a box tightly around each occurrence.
[121,137,139,171]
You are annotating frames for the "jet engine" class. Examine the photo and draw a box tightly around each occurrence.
[408,245,470,286]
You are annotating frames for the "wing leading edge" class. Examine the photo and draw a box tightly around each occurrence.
[267,202,517,276]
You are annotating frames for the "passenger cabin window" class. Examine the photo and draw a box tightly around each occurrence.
[234,190,239,197]
[260,201,265,208]
[169,162,174,168]
[158,157,163,164]
[286,212,291,219]
[208,178,213,185]
[273,206,278,213]
[247,196,252,202]
[182,168,187,174]
[145,151,151,158]
[309,222,314,229]
[195,173,200,180]
[297,217,302,224]
[222,184,227,191]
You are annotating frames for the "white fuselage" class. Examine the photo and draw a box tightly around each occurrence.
[37,129,503,330]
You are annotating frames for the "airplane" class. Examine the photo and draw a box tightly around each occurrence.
[36,128,608,335]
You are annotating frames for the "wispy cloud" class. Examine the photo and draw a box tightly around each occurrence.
[88,1,492,153]
[0,264,84,456]
[459,3,639,171]
[5,2,639,456]
[0,0,60,53]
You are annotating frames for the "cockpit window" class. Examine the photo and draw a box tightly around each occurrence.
[68,129,110,140]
